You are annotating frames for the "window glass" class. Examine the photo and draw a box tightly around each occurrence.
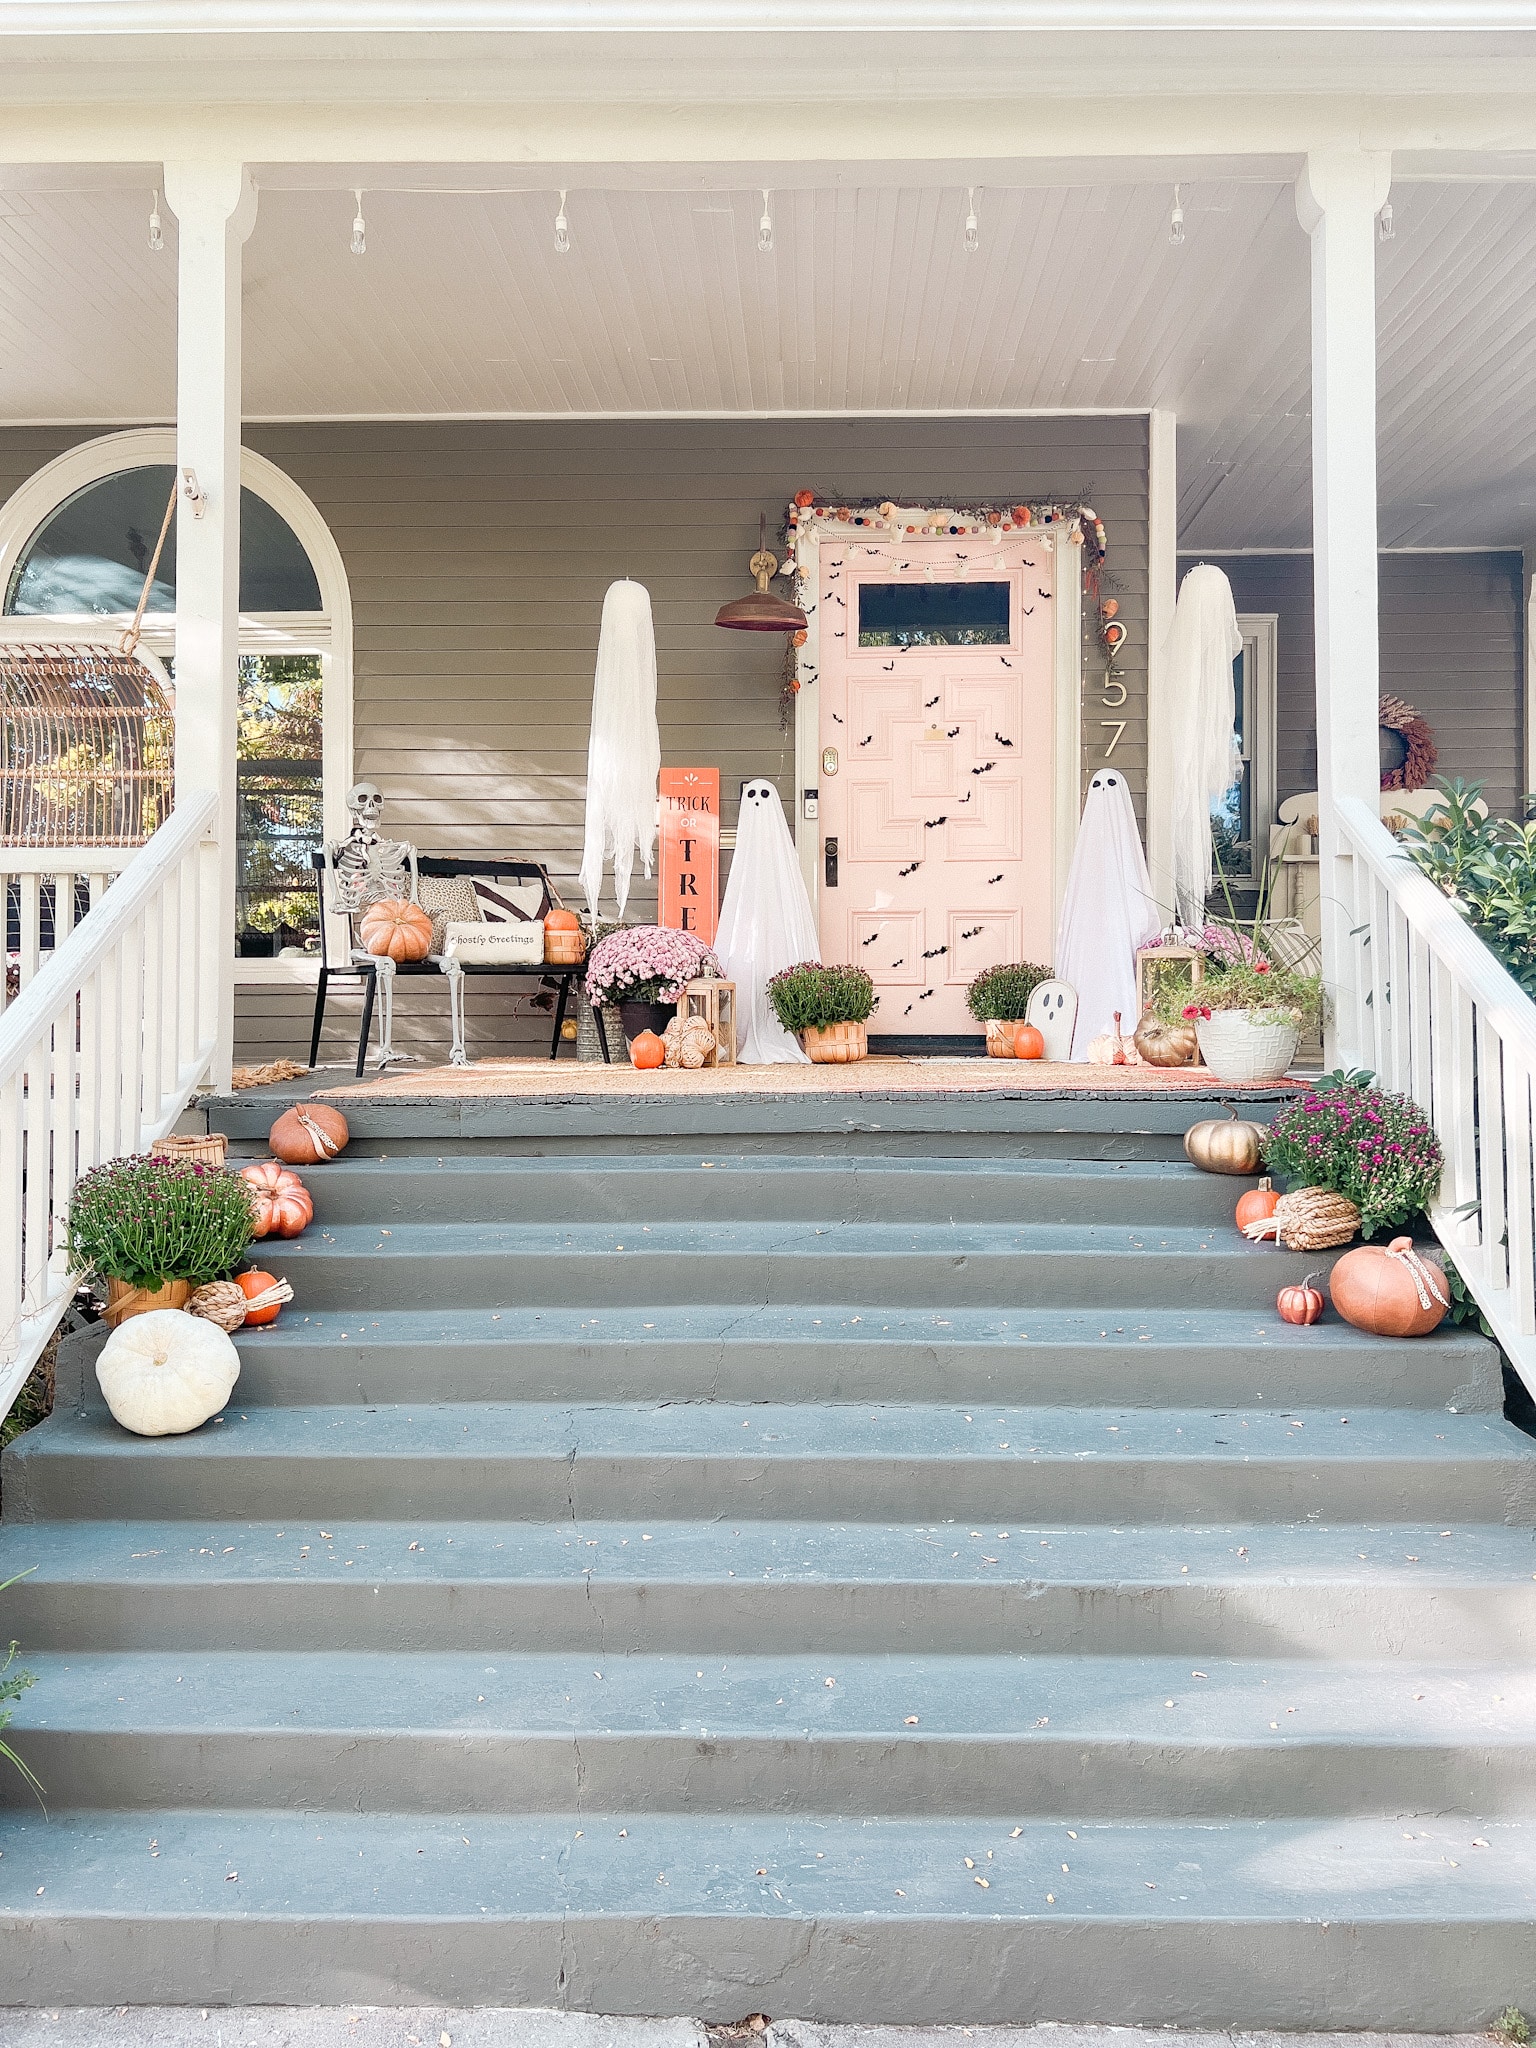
[235,654,324,954]
[1210,647,1253,879]
[5,467,322,615]
[857,580,1011,648]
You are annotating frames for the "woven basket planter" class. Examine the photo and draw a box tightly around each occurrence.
[103,1277,193,1326]
[803,1020,868,1064]
[1195,1010,1300,1084]
[149,1132,229,1168]
[984,1019,1017,1059]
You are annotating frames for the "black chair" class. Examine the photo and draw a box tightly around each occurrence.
[307,851,607,1076]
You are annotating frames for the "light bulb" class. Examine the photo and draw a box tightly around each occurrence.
[1168,186,1185,247]
[1378,200,1395,243]
[964,187,979,256]
[555,189,571,255]
[758,189,773,254]
[148,190,164,253]
[350,190,366,257]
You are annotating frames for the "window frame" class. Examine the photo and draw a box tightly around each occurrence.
[1223,611,1278,891]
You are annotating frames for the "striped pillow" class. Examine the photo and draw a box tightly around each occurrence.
[469,874,549,925]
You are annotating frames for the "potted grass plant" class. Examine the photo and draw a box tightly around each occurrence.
[965,960,1051,1057]
[768,962,878,1063]
[66,1153,259,1324]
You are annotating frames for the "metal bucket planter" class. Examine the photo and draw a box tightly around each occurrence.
[1195,1010,1300,1084]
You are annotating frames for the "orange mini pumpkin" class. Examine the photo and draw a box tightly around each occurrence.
[269,1103,349,1165]
[359,898,433,962]
[1235,1178,1281,1233]
[237,1269,290,1327]
[239,1160,314,1239]
[629,1030,666,1071]
[1013,1022,1046,1060]
[544,908,581,934]
[1329,1237,1450,1338]
[1278,1274,1325,1326]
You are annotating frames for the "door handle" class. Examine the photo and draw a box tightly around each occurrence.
[824,836,839,888]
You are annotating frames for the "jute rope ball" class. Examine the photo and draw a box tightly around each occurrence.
[187,1280,249,1332]
[1242,1185,1361,1251]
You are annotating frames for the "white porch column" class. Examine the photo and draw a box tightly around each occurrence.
[163,161,258,1093]
[1295,147,1391,1069]
[1144,406,1179,922]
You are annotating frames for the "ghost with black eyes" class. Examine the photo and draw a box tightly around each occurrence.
[715,779,822,1061]
[1054,767,1161,1057]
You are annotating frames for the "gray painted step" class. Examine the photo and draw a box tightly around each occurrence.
[2,1806,1531,2024]
[270,1220,1333,1311]
[4,1518,1533,1657]
[8,1649,1536,1820]
[291,1155,1255,1228]
[10,1403,1532,1527]
[200,1308,1501,1413]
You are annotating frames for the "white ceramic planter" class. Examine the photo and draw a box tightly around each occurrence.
[1195,1010,1300,1083]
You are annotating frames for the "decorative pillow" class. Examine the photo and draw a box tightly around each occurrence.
[415,874,481,954]
[470,873,550,924]
[444,921,545,965]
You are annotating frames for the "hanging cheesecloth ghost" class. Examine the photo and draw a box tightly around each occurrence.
[1055,767,1162,1058]
[1159,562,1243,927]
[579,580,662,918]
[714,778,820,1064]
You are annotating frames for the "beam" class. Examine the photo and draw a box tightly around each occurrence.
[163,159,258,1094]
[1143,406,1178,923]
[1296,145,1390,1070]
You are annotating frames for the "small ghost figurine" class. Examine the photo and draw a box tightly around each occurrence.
[1025,979,1078,1063]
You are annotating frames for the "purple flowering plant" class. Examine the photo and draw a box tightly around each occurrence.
[584,924,720,1007]
[1262,1077,1444,1236]
[66,1154,257,1290]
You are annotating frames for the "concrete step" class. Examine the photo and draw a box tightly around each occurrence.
[4,1517,1533,1658]
[190,1307,1501,1413]
[286,1155,1254,1228]
[10,1403,1532,1527]
[7,1649,1536,1820]
[267,1220,1335,1311]
[1,1804,1530,2023]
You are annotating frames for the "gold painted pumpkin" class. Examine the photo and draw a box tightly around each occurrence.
[1329,1237,1450,1338]
[1183,1104,1266,1176]
[359,898,433,962]
[1133,1009,1199,1068]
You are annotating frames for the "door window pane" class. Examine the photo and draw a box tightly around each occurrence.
[1210,646,1253,879]
[857,581,1011,648]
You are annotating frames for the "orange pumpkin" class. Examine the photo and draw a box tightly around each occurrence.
[1329,1237,1450,1338]
[1013,1022,1046,1060]
[1235,1178,1281,1233]
[359,898,433,962]
[1278,1274,1325,1326]
[544,908,581,934]
[237,1269,288,1327]
[269,1103,349,1165]
[629,1030,666,1070]
[239,1160,313,1239]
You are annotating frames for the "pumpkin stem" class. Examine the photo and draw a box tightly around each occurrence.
[1303,1271,1321,1291]
[1258,1176,1272,1190]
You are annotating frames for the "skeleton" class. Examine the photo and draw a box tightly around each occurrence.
[324,782,420,1067]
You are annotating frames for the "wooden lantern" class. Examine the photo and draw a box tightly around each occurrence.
[1136,943,1204,1014]
[679,977,737,1065]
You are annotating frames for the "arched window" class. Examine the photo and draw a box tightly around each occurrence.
[0,431,352,973]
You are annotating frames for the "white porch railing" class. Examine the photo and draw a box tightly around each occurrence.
[1338,793,1536,1390]
[0,791,222,1422]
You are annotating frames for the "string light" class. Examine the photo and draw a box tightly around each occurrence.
[1168,185,1185,247]
[758,189,773,254]
[148,190,164,253]
[964,187,980,255]
[555,190,571,255]
[1378,199,1395,242]
[350,191,366,257]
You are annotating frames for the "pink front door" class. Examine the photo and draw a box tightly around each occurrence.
[817,533,1055,1037]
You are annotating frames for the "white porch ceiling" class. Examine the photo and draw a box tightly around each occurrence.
[2,170,1535,549]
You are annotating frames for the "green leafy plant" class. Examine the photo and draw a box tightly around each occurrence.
[1194,956,1323,1023]
[1494,2010,1531,2045]
[965,960,1051,1023]
[1,1571,43,1806]
[66,1155,257,1290]
[767,962,878,1032]
[1398,779,1536,1000]
[1262,1079,1444,1237]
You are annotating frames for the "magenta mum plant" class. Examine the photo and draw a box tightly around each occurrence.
[585,925,720,1006]
[1262,1079,1443,1236]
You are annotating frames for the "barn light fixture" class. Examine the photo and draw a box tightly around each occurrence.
[715,515,808,633]
[555,190,571,255]
[1378,199,1395,242]
[964,188,980,255]
[350,191,367,257]
[1168,186,1185,247]
[148,191,164,253]
[758,190,774,254]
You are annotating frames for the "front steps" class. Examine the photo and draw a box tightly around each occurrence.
[3,1091,1535,2024]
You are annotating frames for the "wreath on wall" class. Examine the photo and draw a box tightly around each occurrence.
[1379,693,1438,791]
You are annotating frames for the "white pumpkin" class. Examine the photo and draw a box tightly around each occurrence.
[96,1309,240,1437]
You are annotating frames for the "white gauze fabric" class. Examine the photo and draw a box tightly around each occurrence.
[1161,562,1243,927]
[1055,767,1162,1058]
[579,580,662,917]
[715,778,820,1065]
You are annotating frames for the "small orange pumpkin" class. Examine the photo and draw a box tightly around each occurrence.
[1278,1273,1325,1326]
[269,1103,349,1165]
[359,898,433,962]
[629,1030,666,1071]
[1329,1237,1450,1338]
[239,1160,313,1239]
[237,1268,288,1327]
[1013,1022,1046,1060]
[544,908,581,934]
[1235,1178,1281,1233]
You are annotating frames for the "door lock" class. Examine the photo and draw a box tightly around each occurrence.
[824,836,839,888]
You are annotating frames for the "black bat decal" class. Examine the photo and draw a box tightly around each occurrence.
[889,958,904,968]
[921,945,948,959]
[971,761,997,776]
[919,988,935,1000]
[961,925,983,939]
[925,695,940,708]
[898,861,921,877]
[833,594,845,607]
[831,712,844,724]
[994,733,1015,747]
[946,726,961,738]
[923,815,948,828]
[858,733,873,746]
[1038,589,1052,601]
[1000,656,1012,667]
[883,661,895,671]
[958,791,973,804]
[987,873,1004,884]
[833,631,844,638]
[955,553,967,561]
[860,930,882,946]
[903,1004,913,1016]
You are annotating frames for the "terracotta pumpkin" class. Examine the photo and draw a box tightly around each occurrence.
[237,1268,293,1327]
[1278,1274,1325,1326]
[629,1030,666,1071]
[1184,1105,1266,1176]
[1235,1178,1281,1233]
[1329,1237,1450,1338]
[544,908,581,934]
[1013,1022,1046,1060]
[269,1102,349,1164]
[1133,1009,1199,1068]
[359,898,433,962]
[239,1160,313,1239]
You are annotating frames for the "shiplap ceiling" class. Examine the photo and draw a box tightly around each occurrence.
[2,170,1535,548]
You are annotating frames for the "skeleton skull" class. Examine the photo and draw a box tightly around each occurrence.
[346,782,385,829]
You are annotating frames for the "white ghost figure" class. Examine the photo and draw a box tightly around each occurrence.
[715,779,821,1064]
[579,580,662,918]
[1055,768,1161,1059]
[1025,979,1078,1063]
